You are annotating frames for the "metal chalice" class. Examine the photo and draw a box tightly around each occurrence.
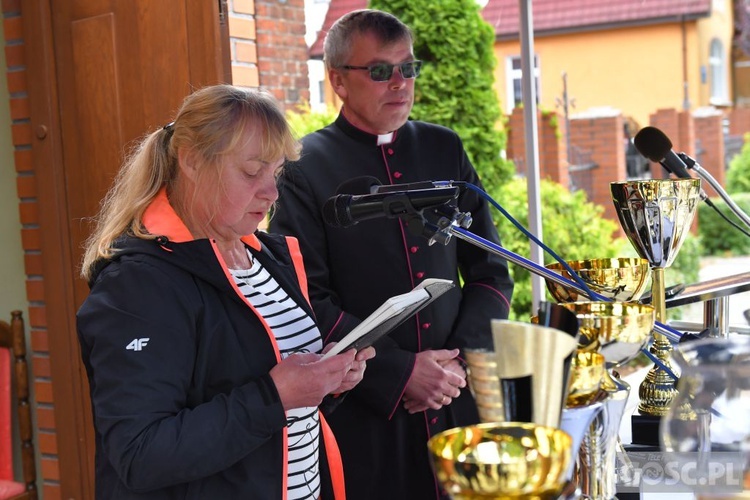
[428,422,573,499]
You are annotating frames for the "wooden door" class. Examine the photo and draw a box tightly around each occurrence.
[22,1,230,498]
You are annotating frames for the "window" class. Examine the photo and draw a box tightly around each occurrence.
[709,38,729,104]
[506,55,540,113]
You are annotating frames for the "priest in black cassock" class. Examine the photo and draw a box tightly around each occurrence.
[270,9,514,500]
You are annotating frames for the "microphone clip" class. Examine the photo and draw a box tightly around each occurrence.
[405,204,473,246]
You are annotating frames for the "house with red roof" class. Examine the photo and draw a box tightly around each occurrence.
[309,0,738,129]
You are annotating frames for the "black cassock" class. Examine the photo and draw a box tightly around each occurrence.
[270,113,514,500]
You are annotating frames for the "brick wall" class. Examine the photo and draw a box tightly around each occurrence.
[693,110,725,197]
[508,107,627,235]
[2,0,60,498]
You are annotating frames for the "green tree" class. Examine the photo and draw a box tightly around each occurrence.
[368,0,515,187]
[726,132,750,194]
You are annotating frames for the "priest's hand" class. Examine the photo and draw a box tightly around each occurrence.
[402,349,466,414]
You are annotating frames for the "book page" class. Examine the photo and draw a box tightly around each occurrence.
[321,278,454,359]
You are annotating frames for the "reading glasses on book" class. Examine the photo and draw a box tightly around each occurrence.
[340,60,422,82]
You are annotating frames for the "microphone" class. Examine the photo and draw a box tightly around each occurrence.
[322,186,460,228]
[633,126,709,203]
[633,126,693,180]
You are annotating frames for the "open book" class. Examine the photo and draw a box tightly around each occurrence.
[321,278,455,359]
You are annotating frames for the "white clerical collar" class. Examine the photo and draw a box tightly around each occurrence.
[377,132,394,145]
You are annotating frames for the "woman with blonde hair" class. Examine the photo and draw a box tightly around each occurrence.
[77,84,373,499]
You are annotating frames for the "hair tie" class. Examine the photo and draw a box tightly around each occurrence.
[163,121,175,137]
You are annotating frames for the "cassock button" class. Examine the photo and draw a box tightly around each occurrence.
[415,271,425,279]
[388,148,394,155]
[430,417,438,425]
[421,323,431,330]
[393,171,402,179]
[410,246,419,254]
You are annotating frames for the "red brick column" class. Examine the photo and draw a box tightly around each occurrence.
[506,108,568,188]
[506,108,525,175]
[693,111,725,197]
[728,108,750,136]
[569,113,626,234]
[539,111,568,189]
[648,108,695,178]
[648,108,700,232]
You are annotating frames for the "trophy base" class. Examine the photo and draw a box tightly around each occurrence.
[630,413,662,447]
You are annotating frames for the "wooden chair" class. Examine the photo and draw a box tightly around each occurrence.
[0,311,37,500]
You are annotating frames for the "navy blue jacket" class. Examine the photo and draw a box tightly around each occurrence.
[77,192,345,499]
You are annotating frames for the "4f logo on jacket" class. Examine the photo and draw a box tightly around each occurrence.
[126,338,150,351]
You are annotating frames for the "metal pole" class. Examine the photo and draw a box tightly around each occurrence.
[519,0,545,312]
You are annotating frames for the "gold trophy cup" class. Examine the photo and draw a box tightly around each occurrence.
[610,179,701,439]
[545,257,651,303]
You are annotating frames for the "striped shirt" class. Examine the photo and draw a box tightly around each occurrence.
[230,254,322,500]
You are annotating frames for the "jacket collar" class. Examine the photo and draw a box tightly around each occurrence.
[142,188,261,251]
[334,112,401,147]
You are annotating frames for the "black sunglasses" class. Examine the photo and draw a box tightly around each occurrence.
[341,60,423,82]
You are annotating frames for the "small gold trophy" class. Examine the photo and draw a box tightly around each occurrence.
[610,179,701,443]
[559,301,655,499]
[544,258,656,498]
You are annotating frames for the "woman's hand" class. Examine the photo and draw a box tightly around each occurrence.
[326,345,376,394]
[269,350,356,410]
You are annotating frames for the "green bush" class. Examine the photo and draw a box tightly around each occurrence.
[369,0,515,187]
[285,102,339,139]
[489,178,622,319]
[663,233,701,300]
[726,133,750,194]
[698,193,750,256]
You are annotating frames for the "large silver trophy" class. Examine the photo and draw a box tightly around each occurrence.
[610,179,701,435]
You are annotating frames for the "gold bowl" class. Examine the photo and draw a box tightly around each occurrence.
[566,350,605,407]
[559,301,655,367]
[428,422,573,499]
[545,257,651,303]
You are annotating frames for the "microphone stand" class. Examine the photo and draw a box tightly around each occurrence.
[434,220,683,344]
[679,152,750,230]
